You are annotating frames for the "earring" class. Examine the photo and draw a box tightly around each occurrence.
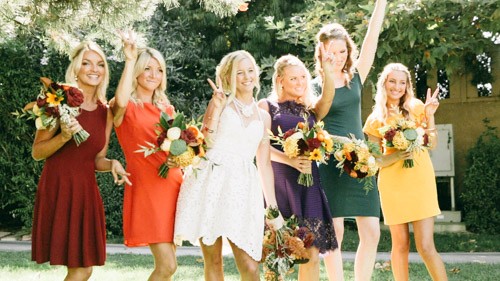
[74,76,78,81]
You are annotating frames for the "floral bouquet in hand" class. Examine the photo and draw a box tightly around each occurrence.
[269,114,334,187]
[333,134,380,193]
[261,206,315,281]
[378,116,430,168]
[15,77,89,146]
[136,111,206,178]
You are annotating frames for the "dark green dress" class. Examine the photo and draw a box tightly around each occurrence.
[313,73,380,218]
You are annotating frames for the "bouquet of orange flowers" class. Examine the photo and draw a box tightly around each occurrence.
[269,114,334,187]
[136,112,206,178]
[261,206,315,281]
[16,77,89,146]
[333,134,380,193]
[378,117,430,168]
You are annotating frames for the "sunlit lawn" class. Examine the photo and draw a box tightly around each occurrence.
[1,251,499,281]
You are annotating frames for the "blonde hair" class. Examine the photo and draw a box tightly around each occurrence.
[131,47,170,108]
[372,63,415,122]
[216,50,261,100]
[314,23,358,83]
[65,41,109,104]
[269,54,314,107]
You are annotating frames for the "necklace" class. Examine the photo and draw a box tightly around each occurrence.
[233,97,254,118]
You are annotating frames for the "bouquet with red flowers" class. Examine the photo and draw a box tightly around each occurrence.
[261,206,315,281]
[269,114,334,187]
[17,77,89,146]
[333,134,380,193]
[136,111,206,178]
[378,117,430,168]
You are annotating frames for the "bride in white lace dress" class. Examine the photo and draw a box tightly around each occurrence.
[174,50,283,280]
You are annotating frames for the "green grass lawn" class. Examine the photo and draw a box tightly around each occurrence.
[0,251,499,281]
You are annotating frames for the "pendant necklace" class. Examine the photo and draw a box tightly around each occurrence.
[233,97,254,118]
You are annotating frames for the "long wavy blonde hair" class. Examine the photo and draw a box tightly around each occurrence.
[65,41,109,104]
[268,54,314,107]
[216,50,261,101]
[372,63,415,122]
[314,23,358,85]
[130,48,171,109]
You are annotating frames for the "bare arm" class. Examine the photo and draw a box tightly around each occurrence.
[202,78,227,145]
[111,31,137,127]
[256,110,279,209]
[94,108,131,185]
[357,0,387,83]
[366,133,410,168]
[314,42,336,120]
[32,119,81,160]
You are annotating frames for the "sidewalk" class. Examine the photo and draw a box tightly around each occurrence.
[1,241,499,264]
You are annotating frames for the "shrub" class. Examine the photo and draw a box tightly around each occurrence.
[461,119,500,234]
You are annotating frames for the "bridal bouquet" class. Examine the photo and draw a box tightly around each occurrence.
[378,117,430,168]
[17,77,89,146]
[136,111,206,178]
[333,134,380,192]
[261,206,315,281]
[269,114,334,187]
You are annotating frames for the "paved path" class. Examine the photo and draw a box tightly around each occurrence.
[1,241,499,264]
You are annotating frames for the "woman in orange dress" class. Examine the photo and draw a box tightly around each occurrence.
[363,63,447,281]
[112,31,182,280]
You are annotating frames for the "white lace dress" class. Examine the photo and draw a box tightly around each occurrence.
[174,100,265,261]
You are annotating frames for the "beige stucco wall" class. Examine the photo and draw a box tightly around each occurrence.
[361,52,500,210]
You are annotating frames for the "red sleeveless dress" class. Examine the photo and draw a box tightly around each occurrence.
[32,103,108,267]
[115,102,182,246]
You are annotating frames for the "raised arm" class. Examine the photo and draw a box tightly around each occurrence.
[357,0,387,83]
[111,30,137,127]
[202,78,227,146]
[314,41,336,120]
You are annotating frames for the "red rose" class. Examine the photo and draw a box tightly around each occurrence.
[66,87,84,107]
[157,131,167,147]
[423,133,429,147]
[180,129,197,145]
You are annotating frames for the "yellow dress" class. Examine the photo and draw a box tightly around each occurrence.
[363,99,441,225]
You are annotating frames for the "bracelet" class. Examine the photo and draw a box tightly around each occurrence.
[207,116,219,121]
[203,126,216,134]
[426,127,437,131]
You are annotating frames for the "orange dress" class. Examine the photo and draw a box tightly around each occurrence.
[363,99,440,225]
[115,102,183,246]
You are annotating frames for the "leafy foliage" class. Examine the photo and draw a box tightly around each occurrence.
[264,0,499,87]
[461,119,500,234]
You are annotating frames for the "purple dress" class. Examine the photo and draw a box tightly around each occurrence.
[267,100,337,253]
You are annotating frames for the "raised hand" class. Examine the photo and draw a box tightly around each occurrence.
[424,87,440,117]
[207,76,228,110]
[318,41,335,78]
[119,30,137,61]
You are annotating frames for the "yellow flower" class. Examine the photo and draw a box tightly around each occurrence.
[283,138,300,158]
[393,131,410,150]
[46,92,64,106]
[308,148,322,161]
[171,147,195,167]
[324,137,334,152]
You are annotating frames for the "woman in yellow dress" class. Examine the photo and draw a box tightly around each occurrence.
[363,63,448,281]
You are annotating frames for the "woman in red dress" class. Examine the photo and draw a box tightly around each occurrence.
[112,31,183,280]
[31,41,130,281]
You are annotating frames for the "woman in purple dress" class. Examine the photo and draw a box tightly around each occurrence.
[258,51,340,280]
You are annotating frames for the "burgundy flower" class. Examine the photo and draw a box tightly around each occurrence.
[36,97,47,108]
[180,129,197,145]
[297,139,308,154]
[384,128,397,142]
[50,82,63,92]
[66,87,84,107]
[307,138,322,150]
[157,131,167,147]
[45,106,60,117]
